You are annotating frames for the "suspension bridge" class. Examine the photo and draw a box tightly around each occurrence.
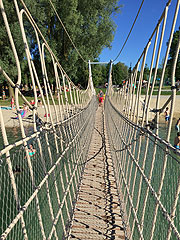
[0,0,180,239]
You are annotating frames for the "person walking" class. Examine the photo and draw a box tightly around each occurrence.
[164,107,170,122]
[11,96,15,109]
[98,90,104,107]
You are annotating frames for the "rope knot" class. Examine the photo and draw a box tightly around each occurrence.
[171,85,177,90]
[13,83,21,89]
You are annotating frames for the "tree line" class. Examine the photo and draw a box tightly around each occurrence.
[0,0,121,96]
[0,0,179,97]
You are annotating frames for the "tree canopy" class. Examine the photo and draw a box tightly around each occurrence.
[1,0,179,94]
[90,61,129,88]
[112,62,128,85]
[0,0,121,91]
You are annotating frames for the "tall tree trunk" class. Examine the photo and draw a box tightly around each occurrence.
[8,83,14,98]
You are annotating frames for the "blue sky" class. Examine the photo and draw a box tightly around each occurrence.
[99,0,180,68]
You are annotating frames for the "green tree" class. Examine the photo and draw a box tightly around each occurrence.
[1,0,122,90]
[112,62,128,85]
[91,63,109,87]
[143,64,149,81]
[52,0,121,87]
[0,0,48,96]
[0,0,121,93]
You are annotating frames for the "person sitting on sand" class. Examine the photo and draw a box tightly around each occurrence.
[164,107,170,122]
[16,104,29,119]
[21,104,28,118]
[175,118,180,132]
[174,132,180,149]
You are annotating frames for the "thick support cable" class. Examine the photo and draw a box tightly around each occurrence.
[0,1,95,239]
[105,97,180,239]
[166,25,180,240]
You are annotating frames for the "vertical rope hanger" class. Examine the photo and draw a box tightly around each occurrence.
[0,0,95,239]
[106,0,180,239]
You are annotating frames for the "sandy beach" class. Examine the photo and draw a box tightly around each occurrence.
[145,95,180,121]
[1,95,180,128]
[0,106,45,128]
[0,105,63,128]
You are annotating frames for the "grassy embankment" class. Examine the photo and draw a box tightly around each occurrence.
[0,91,77,107]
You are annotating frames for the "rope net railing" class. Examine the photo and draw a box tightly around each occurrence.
[106,0,180,239]
[0,0,96,239]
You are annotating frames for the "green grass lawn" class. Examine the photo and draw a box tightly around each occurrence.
[140,88,180,95]
[154,85,171,89]
[0,91,79,106]
[1,87,179,107]
[0,96,33,106]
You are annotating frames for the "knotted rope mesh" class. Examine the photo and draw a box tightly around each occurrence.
[105,0,180,239]
[0,0,96,239]
[0,99,97,240]
[1,0,180,239]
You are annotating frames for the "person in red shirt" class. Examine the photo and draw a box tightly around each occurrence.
[98,90,104,107]
[11,96,15,109]
[30,99,35,106]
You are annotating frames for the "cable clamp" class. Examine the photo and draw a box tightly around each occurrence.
[33,185,40,190]
[151,108,161,113]
[17,109,21,114]
[165,149,169,155]
[13,83,20,89]
[171,85,177,90]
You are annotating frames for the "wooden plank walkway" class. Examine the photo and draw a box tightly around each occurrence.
[68,107,125,240]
